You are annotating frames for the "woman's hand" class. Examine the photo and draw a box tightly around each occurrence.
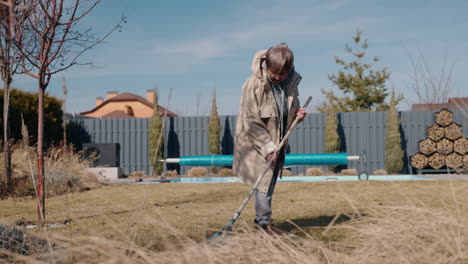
[266,152,279,163]
[295,108,306,122]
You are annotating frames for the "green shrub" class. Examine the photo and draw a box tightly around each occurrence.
[385,90,404,173]
[323,93,341,172]
[148,89,164,176]
[0,88,63,147]
[208,90,221,156]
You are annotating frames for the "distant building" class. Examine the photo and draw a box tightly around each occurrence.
[411,97,468,111]
[80,90,177,118]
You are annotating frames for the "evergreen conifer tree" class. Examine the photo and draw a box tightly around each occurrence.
[325,29,397,112]
[384,90,404,173]
[323,92,341,172]
[149,89,164,175]
[208,89,221,173]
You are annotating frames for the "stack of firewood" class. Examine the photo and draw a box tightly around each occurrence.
[411,109,467,171]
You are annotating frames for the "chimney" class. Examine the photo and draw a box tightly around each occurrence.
[146,89,155,105]
[96,96,103,106]
[107,91,118,100]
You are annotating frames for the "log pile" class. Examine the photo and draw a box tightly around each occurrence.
[435,109,453,127]
[446,153,462,169]
[411,109,467,171]
[411,153,428,169]
[454,137,467,154]
[419,138,436,155]
[428,153,445,169]
[445,123,462,140]
[427,124,445,141]
[437,138,453,155]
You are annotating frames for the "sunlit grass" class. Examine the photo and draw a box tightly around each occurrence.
[2,178,468,263]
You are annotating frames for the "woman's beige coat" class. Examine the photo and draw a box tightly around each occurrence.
[233,49,302,193]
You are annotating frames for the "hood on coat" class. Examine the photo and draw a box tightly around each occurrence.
[251,50,267,79]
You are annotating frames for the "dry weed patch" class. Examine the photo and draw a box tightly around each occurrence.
[166,170,178,177]
[129,171,146,178]
[340,168,357,175]
[218,168,234,176]
[306,167,324,176]
[0,145,100,197]
[373,169,388,175]
[187,167,208,177]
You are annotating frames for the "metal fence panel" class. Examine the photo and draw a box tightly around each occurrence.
[70,110,468,176]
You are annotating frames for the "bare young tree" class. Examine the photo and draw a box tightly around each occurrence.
[0,0,25,192]
[15,0,125,226]
[407,50,455,107]
[61,76,67,148]
[194,92,210,116]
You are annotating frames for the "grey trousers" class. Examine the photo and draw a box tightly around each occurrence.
[254,165,280,226]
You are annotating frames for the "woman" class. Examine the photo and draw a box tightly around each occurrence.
[233,43,306,232]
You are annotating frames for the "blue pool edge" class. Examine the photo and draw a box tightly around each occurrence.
[130,174,441,184]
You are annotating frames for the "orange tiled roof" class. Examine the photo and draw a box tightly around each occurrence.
[80,92,178,117]
[411,97,468,111]
[101,110,134,119]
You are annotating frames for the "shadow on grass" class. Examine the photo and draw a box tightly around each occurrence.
[276,214,355,232]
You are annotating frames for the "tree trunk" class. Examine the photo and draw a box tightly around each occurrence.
[62,77,67,149]
[37,86,45,226]
[3,78,12,191]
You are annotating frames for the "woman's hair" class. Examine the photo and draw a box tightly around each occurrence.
[265,43,294,74]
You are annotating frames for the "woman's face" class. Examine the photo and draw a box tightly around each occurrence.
[268,69,289,84]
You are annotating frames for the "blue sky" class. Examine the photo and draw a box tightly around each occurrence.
[12,0,468,116]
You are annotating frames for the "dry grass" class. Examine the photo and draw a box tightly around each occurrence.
[281,169,292,176]
[373,169,388,175]
[306,168,324,176]
[0,144,100,197]
[340,169,358,175]
[166,170,178,177]
[218,168,234,176]
[129,171,146,178]
[2,177,468,263]
[187,167,208,177]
